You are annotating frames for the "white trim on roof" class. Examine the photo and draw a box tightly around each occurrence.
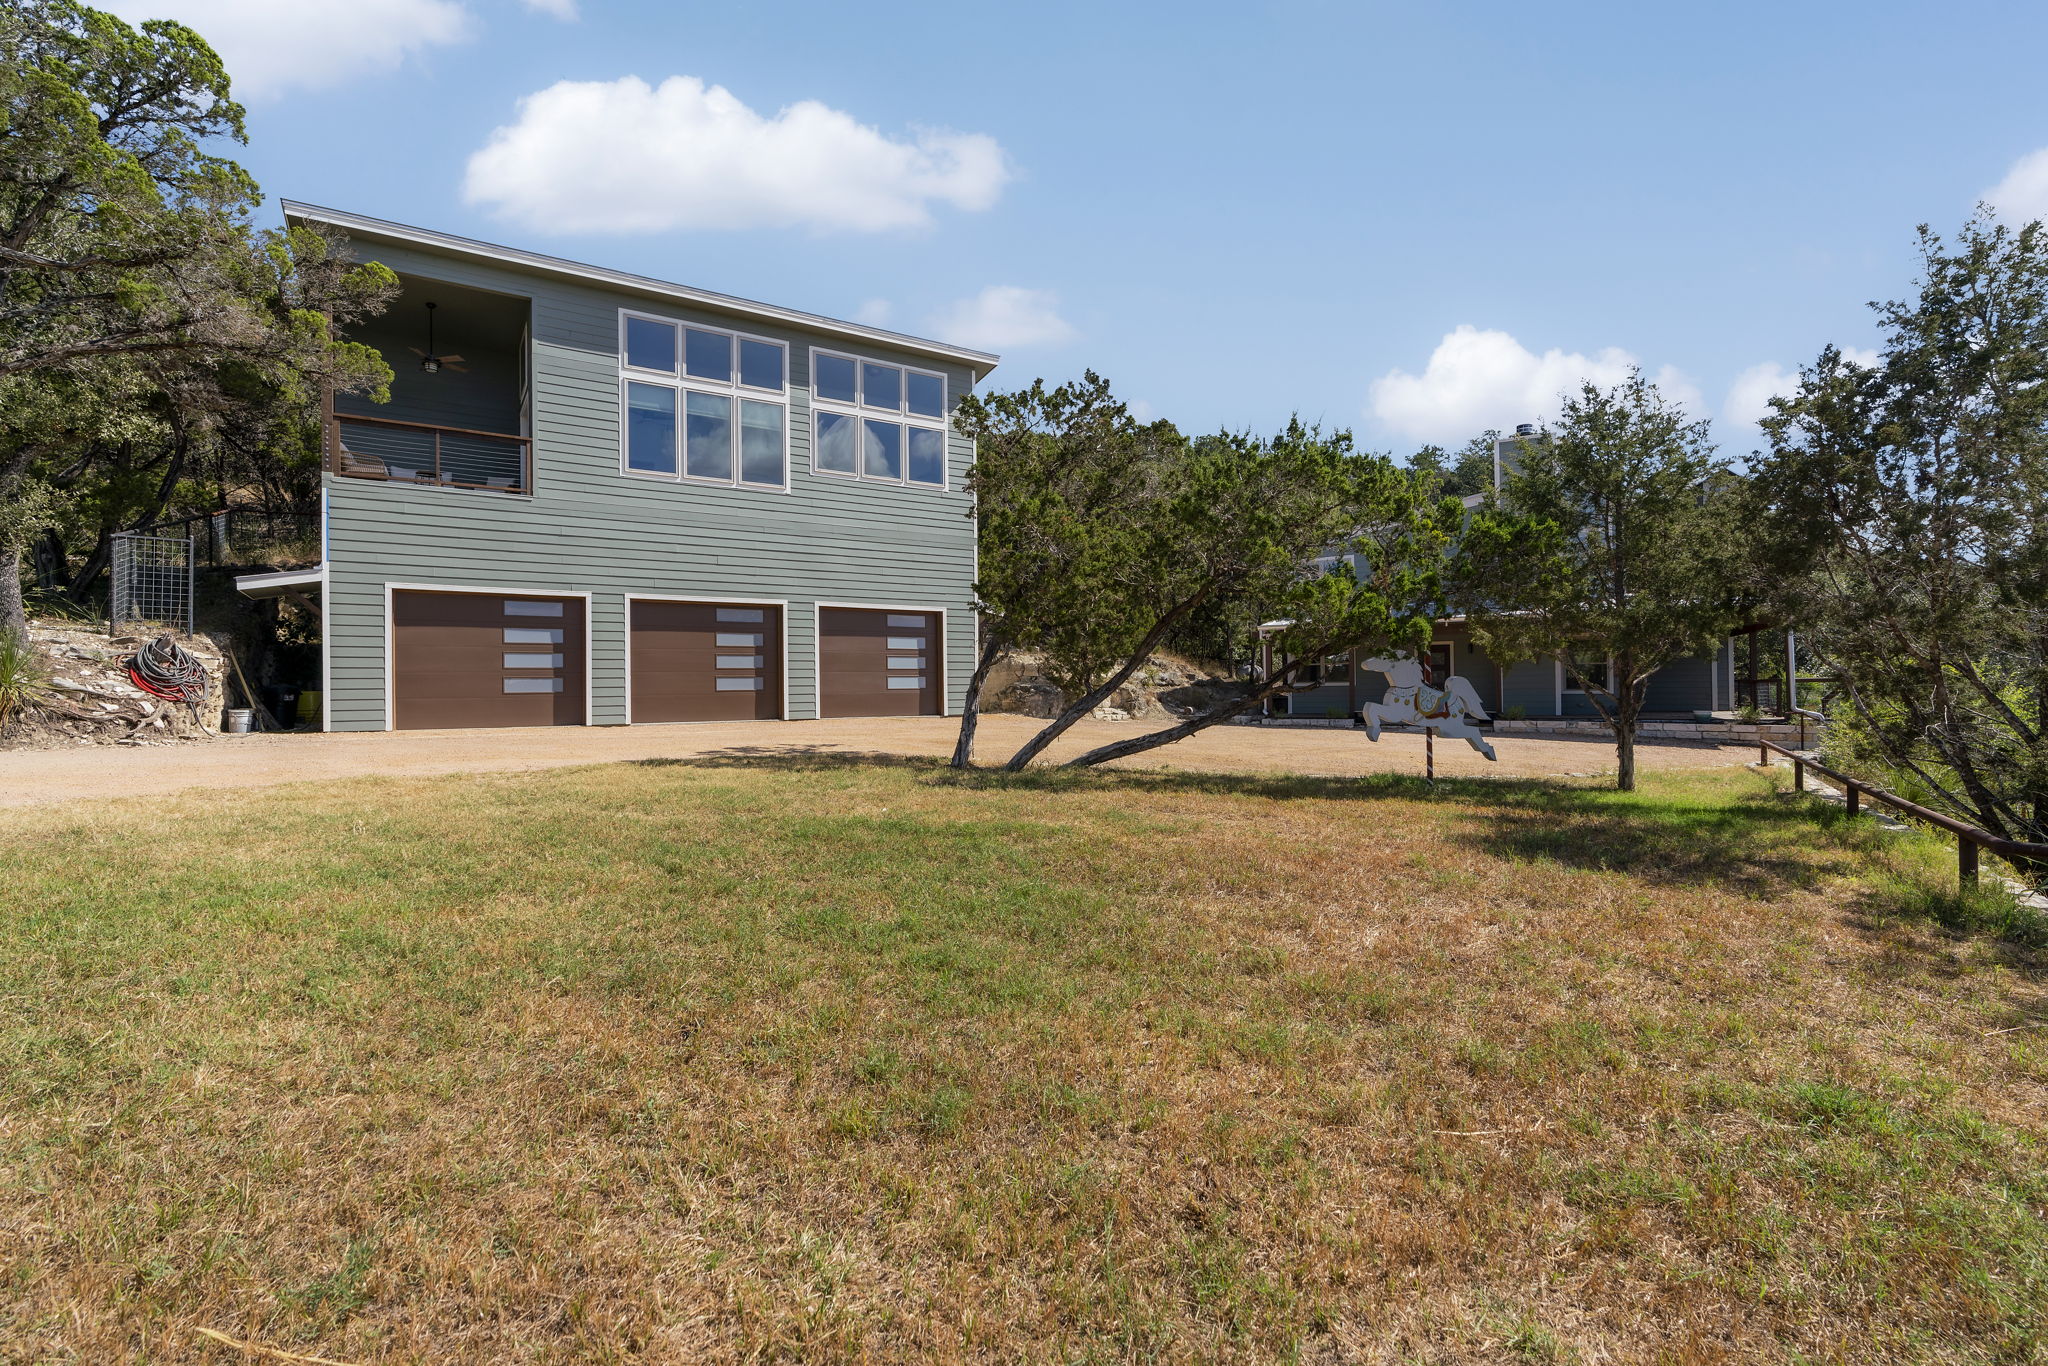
[280,200,1002,378]
[234,566,324,599]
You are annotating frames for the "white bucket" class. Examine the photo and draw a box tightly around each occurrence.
[224,708,254,734]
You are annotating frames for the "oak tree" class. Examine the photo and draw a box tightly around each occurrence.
[1454,372,1748,791]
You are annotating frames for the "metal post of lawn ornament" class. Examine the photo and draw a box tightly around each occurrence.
[1422,653,1435,784]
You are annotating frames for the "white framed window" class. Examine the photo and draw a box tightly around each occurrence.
[618,310,788,491]
[1560,655,1612,693]
[810,347,948,489]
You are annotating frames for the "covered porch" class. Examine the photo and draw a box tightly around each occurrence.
[329,273,533,494]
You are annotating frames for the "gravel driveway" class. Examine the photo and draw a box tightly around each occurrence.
[0,714,1753,811]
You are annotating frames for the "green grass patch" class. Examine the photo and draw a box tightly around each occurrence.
[0,757,2041,1363]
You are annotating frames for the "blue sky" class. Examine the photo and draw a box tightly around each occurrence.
[110,0,2048,456]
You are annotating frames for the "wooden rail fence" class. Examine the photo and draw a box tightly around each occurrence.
[1758,736,2048,891]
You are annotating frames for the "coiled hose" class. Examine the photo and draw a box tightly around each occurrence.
[126,634,211,705]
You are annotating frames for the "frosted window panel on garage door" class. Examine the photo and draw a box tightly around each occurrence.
[887,636,924,650]
[504,628,562,644]
[887,657,920,669]
[716,678,765,691]
[716,607,764,623]
[716,632,763,647]
[504,678,564,693]
[503,653,563,669]
[887,677,925,689]
[505,600,564,617]
[887,615,927,628]
[716,655,763,669]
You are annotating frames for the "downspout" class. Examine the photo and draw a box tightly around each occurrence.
[319,485,332,733]
[1784,630,1798,721]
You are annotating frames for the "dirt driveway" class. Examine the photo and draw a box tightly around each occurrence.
[0,715,1756,812]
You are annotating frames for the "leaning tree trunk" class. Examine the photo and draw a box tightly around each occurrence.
[1001,599,1207,771]
[1060,684,1283,769]
[1001,656,1144,772]
[0,541,26,639]
[950,631,1005,769]
[66,527,112,604]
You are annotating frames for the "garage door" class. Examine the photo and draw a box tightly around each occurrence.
[819,608,941,717]
[630,600,783,722]
[391,589,585,730]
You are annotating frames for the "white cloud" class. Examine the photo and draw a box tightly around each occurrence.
[1986,148,2048,224]
[1724,347,1881,430]
[925,286,1076,351]
[1722,361,1798,430]
[524,0,577,15]
[853,298,893,327]
[104,0,473,99]
[1368,325,1698,445]
[463,76,1010,234]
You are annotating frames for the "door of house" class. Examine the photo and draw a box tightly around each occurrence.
[629,599,783,722]
[819,608,941,717]
[390,589,585,730]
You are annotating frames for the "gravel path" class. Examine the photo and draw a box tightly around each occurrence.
[0,715,1753,811]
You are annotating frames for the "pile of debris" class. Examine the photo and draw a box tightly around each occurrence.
[983,650,1247,723]
[4,619,231,749]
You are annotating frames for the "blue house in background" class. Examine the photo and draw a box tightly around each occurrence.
[1262,427,1739,723]
[1267,616,1738,722]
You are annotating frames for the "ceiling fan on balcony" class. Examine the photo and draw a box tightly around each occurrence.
[410,301,467,374]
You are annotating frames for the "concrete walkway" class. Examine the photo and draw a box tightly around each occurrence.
[0,715,1754,811]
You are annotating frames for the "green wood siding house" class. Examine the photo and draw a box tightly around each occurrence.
[259,203,998,732]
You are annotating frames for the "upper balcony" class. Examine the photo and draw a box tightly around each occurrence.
[328,274,533,495]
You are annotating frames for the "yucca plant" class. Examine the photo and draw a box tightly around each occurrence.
[0,629,53,729]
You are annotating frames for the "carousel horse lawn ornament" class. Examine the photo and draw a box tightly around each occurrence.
[1357,654,1498,762]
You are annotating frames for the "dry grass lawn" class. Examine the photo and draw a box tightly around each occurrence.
[0,756,2043,1363]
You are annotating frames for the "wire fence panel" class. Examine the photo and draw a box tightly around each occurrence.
[136,510,320,567]
[110,533,193,637]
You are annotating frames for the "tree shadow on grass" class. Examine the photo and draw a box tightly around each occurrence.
[635,750,1832,898]
[630,749,2048,960]
[632,745,913,768]
[1841,874,2048,978]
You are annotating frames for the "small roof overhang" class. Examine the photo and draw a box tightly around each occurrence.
[235,567,323,601]
[281,200,1003,380]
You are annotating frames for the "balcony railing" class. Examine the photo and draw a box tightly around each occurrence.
[329,412,531,494]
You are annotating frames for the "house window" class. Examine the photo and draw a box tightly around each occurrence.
[1562,655,1611,693]
[810,347,948,489]
[619,311,787,490]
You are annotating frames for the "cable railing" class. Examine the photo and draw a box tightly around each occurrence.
[330,412,530,494]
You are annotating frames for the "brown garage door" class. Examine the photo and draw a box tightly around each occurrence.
[819,607,941,717]
[392,589,585,730]
[630,599,783,722]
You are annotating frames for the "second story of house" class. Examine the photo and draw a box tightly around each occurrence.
[287,202,1001,552]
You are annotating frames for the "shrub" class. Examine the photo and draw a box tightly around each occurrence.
[0,630,53,728]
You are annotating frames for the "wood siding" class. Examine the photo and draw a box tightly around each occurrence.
[321,237,980,730]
